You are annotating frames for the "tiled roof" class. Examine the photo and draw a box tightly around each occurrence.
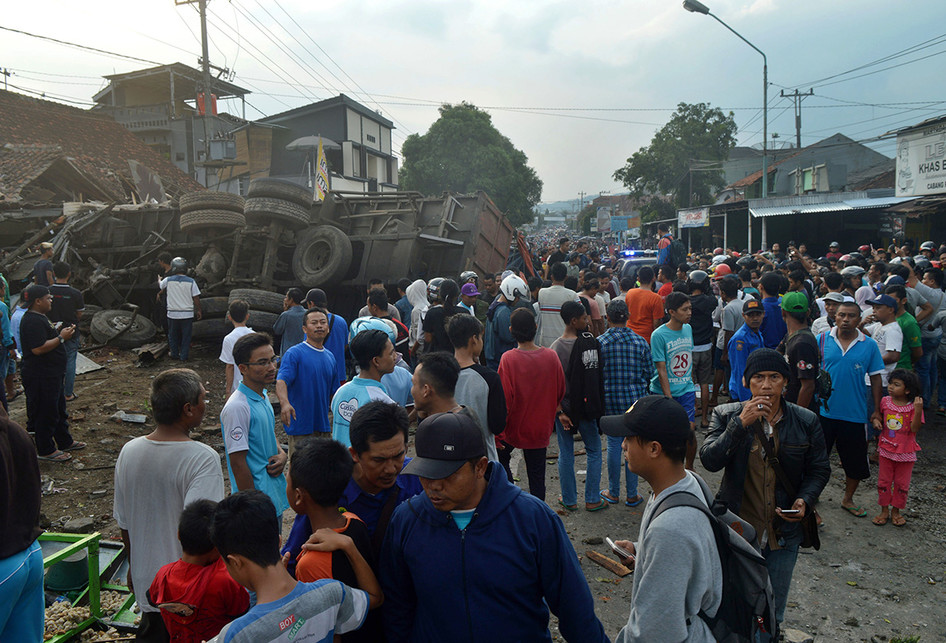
[727,151,800,189]
[0,89,201,203]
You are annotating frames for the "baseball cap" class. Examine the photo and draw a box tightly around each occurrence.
[599,396,691,449]
[829,241,840,248]
[23,284,49,302]
[743,299,764,314]
[822,292,845,303]
[303,288,327,306]
[460,282,480,297]
[884,275,906,286]
[866,294,898,309]
[780,291,809,313]
[401,412,487,479]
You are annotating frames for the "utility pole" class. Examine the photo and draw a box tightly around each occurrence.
[781,88,814,149]
[1,68,11,91]
[176,0,214,186]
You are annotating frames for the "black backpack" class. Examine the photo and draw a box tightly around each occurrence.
[561,331,605,421]
[663,234,687,268]
[651,478,779,642]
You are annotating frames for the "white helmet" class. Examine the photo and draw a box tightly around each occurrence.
[499,275,528,302]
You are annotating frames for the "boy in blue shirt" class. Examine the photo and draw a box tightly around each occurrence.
[331,330,395,446]
[650,291,697,468]
[207,490,381,643]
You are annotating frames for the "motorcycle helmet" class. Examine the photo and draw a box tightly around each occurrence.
[459,270,478,284]
[499,275,528,302]
[427,277,444,303]
[169,257,188,275]
[713,263,733,278]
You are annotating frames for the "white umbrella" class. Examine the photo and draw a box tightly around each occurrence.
[286,135,341,151]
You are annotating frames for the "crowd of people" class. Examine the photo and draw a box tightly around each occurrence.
[0,228,940,641]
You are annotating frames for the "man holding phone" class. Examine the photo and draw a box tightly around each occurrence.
[700,349,830,637]
[601,395,722,642]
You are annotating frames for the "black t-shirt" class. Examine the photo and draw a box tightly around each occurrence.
[689,293,718,347]
[784,329,820,412]
[49,284,85,325]
[20,311,66,378]
[422,305,454,353]
[548,250,567,266]
[33,259,53,286]
[330,518,381,643]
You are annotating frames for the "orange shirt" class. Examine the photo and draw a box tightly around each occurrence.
[625,288,664,343]
[295,512,370,583]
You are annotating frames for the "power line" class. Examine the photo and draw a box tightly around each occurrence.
[0,25,161,65]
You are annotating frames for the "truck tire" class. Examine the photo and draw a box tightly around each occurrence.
[199,297,230,317]
[89,310,157,349]
[180,209,246,233]
[246,178,313,207]
[191,318,231,342]
[228,289,285,314]
[180,191,245,214]
[246,310,279,333]
[292,226,353,287]
[244,197,310,230]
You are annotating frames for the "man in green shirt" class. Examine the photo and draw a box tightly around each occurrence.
[885,284,922,369]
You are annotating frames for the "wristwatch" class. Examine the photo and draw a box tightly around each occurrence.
[58,336,65,344]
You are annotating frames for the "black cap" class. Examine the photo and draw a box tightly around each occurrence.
[303,288,327,306]
[743,298,764,314]
[401,412,486,480]
[23,284,49,302]
[599,395,692,449]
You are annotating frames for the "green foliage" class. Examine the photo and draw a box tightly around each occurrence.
[576,204,596,235]
[890,637,920,643]
[613,102,738,208]
[400,103,543,227]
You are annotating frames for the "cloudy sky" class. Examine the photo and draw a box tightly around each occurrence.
[2,0,944,203]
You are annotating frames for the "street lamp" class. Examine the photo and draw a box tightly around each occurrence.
[683,0,767,253]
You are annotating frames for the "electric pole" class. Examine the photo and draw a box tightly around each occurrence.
[1,68,11,90]
[780,88,814,149]
[176,0,214,185]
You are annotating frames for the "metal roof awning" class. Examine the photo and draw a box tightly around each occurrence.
[748,192,915,218]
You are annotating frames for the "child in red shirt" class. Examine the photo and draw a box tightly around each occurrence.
[148,499,249,643]
[286,439,379,643]
[871,369,922,527]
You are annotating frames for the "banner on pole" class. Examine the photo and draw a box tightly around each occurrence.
[315,137,330,202]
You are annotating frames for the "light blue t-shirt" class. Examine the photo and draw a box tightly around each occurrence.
[220,383,290,516]
[381,365,414,408]
[331,378,394,446]
[649,323,696,397]
[277,342,337,435]
[819,328,885,424]
[451,509,476,531]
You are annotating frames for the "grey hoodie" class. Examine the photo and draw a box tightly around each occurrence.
[406,279,429,349]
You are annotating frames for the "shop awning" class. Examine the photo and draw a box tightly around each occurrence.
[748,192,915,218]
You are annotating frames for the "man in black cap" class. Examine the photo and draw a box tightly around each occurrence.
[602,396,722,642]
[379,412,607,643]
[18,285,83,461]
[701,348,829,636]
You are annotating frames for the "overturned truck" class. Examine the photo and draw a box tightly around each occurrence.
[0,182,515,345]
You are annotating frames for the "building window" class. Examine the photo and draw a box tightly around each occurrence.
[366,134,376,143]
[802,168,813,192]
[176,152,185,162]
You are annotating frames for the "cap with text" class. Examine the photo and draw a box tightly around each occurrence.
[401,412,487,480]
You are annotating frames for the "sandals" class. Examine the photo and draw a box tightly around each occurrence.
[558,499,579,512]
[38,450,72,462]
[62,441,87,452]
[892,514,906,527]
[585,500,609,512]
[65,394,79,402]
[599,490,619,504]
[841,504,867,517]
[625,495,644,507]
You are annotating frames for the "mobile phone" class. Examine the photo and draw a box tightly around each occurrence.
[780,509,800,514]
[605,537,634,561]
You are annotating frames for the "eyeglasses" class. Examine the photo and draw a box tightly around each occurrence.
[242,356,280,367]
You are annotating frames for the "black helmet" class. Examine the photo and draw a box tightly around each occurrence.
[169,256,188,275]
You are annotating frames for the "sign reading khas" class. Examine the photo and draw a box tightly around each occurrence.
[896,121,946,197]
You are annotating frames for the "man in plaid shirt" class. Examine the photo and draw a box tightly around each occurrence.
[598,299,653,507]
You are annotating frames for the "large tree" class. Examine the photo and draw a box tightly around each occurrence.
[400,103,543,227]
[613,102,737,221]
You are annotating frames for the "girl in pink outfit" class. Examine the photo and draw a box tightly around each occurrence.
[871,369,922,527]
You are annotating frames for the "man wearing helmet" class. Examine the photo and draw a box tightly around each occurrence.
[826,242,843,261]
[920,241,936,260]
[485,275,529,369]
[158,257,201,361]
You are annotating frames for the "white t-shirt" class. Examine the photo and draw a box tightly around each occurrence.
[865,320,903,386]
[159,275,201,319]
[113,437,224,612]
[219,326,255,393]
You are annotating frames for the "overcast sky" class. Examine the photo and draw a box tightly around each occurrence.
[2,0,944,203]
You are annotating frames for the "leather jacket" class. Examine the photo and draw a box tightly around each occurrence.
[700,400,830,542]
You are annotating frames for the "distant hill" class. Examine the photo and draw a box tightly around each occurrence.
[538,198,583,214]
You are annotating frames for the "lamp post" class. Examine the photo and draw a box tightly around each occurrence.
[683,0,767,253]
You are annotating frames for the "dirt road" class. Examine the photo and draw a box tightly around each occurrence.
[20,343,946,642]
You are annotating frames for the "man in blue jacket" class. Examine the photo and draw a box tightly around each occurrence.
[380,412,609,643]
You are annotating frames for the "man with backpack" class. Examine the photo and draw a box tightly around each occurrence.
[602,395,722,641]
[656,222,683,269]
[701,349,830,638]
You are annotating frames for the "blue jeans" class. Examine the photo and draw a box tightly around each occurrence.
[63,335,79,397]
[916,337,939,408]
[555,418,603,506]
[938,356,946,409]
[167,317,194,360]
[606,434,639,499]
[761,541,799,639]
[0,539,44,643]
